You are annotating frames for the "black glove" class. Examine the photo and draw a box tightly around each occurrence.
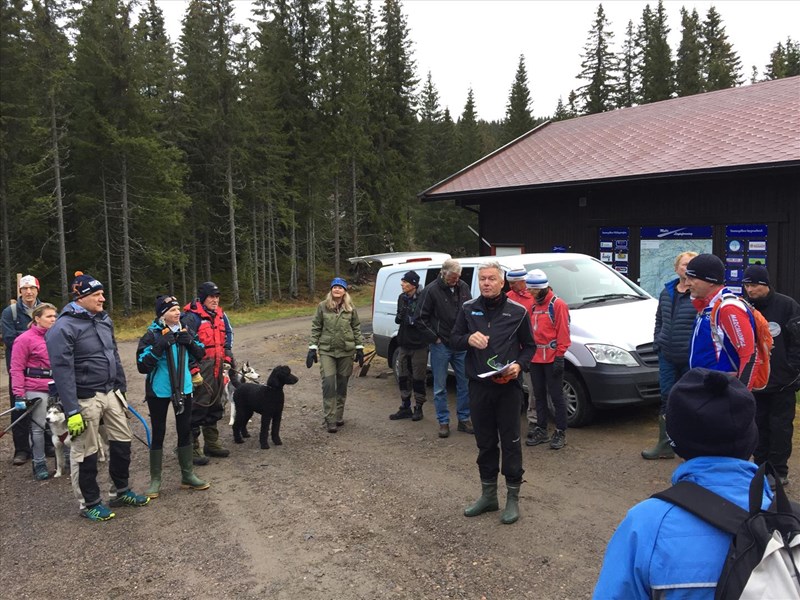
[306,349,318,369]
[355,348,364,367]
[152,333,174,356]
[552,356,565,377]
[176,329,193,346]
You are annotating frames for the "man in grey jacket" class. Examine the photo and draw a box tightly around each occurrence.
[47,272,149,521]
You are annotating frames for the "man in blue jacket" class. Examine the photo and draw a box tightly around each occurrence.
[594,368,772,598]
[47,272,149,522]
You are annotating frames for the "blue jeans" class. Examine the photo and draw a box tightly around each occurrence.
[429,342,470,424]
[658,356,689,414]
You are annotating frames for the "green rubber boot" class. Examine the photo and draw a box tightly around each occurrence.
[192,430,209,466]
[202,424,230,458]
[145,449,163,499]
[464,480,499,517]
[641,415,675,460]
[177,446,210,491]
[501,484,521,525]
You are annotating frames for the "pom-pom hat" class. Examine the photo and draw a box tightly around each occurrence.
[71,271,104,299]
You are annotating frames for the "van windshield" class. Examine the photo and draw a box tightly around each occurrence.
[523,258,650,309]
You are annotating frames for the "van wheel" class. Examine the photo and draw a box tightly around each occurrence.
[563,371,594,428]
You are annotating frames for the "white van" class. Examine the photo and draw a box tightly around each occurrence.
[356,252,660,427]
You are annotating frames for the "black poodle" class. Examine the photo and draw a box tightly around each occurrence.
[232,365,299,449]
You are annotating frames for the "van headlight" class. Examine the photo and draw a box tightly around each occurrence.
[585,344,639,367]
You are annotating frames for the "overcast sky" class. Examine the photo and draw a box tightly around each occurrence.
[157,0,799,121]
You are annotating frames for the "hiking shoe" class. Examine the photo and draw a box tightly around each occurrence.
[457,420,474,434]
[336,421,345,427]
[389,406,413,420]
[550,429,566,450]
[526,427,549,446]
[411,405,424,421]
[82,504,115,522]
[327,424,338,433]
[12,452,30,466]
[33,461,49,480]
[438,423,450,438]
[110,490,150,508]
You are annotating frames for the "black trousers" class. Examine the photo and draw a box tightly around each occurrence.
[531,362,567,431]
[147,395,193,450]
[7,372,31,456]
[753,388,796,478]
[78,440,131,507]
[469,380,524,485]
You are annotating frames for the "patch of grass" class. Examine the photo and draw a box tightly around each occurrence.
[111,282,375,342]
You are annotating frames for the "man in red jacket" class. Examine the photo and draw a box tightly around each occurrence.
[524,270,571,450]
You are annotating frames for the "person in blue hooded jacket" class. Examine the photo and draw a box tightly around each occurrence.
[137,295,209,499]
[642,251,698,460]
[594,368,772,599]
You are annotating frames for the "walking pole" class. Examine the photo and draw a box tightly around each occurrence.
[0,398,42,440]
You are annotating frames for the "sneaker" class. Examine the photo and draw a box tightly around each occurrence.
[550,429,566,450]
[32,461,49,480]
[110,490,150,508]
[82,503,115,522]
[457,420,474,434]
[438,423,450,438]
[12,452,30,466]
[526,427,549,447]
[389,406,413,420]
[411,405,424,422]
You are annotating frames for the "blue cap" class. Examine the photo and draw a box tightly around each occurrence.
[331,277,348,290]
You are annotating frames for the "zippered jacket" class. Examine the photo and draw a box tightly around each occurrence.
[653,278,697,365]
[418,276,472,347]
[136,321,205,398]
[181,301,233,378]
[10,325,51,395]
[530,289,570,364]
[396,291,435,349]
[746,289,800,392]
[309,302,364,358]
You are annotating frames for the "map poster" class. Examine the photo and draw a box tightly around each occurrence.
[599,227,629,274]
[639,226,713,297]
[725,224,768,288]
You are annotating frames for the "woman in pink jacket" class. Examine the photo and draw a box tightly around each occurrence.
[10,302,58,480]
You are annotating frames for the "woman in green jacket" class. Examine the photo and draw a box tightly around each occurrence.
[306,278,364,432]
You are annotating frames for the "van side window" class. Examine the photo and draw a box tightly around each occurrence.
[424,268,439,287]
[460,267,474,289]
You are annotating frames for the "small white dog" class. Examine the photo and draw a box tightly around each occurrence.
[227,362,260,426]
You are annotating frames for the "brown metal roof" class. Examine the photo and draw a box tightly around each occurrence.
[422,76,800,199]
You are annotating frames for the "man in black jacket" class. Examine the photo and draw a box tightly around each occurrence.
[418,259,473,438]
[742,265,800,488]
[389,271,432,422]
[451,261,536,525]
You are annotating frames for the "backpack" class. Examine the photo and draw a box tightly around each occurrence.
[710,292,773,391]
[652,463,800,599]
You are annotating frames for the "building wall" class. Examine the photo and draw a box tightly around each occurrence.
[469,169,800,300]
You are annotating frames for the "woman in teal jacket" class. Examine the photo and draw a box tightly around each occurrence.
[306,278,364,432]
[137,295,209,497]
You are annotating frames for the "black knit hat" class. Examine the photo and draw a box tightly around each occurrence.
[70,271,104,299]
[666,368,758,461]
[685,254,725,284]
[198,281,220,302]
[401,270,420,287]
[155,295,180,318]
[742,265,770,287]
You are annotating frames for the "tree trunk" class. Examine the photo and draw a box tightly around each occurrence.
[120,155,132,315]
[50,98,68,303]
[261,208,267,303]
[289,199,297,299]
[101,172,114,314]
[333,175,340,277]
[180,235,187,303]
[226,153,240,307]
[351,157,358,258]
[251,205,259,304]
[306,214,315,298]
[0,168,10,302]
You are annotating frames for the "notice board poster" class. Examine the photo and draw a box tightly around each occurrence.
[599,227,629,274]
[725,224,768,295]
[639,226,713,297]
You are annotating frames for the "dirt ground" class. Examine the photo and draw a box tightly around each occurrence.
[1,313,798,599]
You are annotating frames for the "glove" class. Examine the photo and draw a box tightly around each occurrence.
[13,397,27,411]
[306,349,318,369]
[176,329,193,346]
[355,348,364,367]
[67,413,86,437]
[223,354,234,371]
[191,372,203,387]
[153,333,174,355]
[553,356,565,377]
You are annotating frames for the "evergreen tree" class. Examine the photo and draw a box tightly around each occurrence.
[701,6,741,91]
[456,88,483,168]
[616,20,637,108]
[765,38,800,79]
[638,0,673,103]
[553,95,577,121]
[502,54,535,142]
[675,7,703,96]
[577,4,618,115]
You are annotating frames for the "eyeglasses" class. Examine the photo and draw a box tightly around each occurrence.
[486,354,511,371]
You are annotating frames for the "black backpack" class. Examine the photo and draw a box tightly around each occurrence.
[652,462,800,599]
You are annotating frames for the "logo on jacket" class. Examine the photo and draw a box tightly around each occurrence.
[471,310,484,316]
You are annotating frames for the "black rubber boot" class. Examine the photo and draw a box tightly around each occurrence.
[464,480,499,517]
[411,404,424,421]
[389,406,413,420]
[641,415,675,460]
[501,484,520,524]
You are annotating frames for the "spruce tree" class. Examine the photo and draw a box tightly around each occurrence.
[638,0,673,103]
[765,38,800,79]
[701,6,741,91]
[616,20,638,108]
[577,4,618,115]
[503,54,535,143]
[675,7,703,96]
[456,88,483,168]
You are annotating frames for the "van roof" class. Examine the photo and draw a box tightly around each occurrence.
[379,252,597,270]
[348,251,451,267]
